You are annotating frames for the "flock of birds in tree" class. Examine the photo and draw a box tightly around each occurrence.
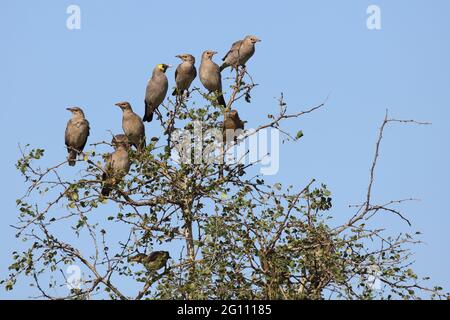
[63,35,261,271]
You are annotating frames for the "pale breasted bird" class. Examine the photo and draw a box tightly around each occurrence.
[115,102,146,152]
[223,109,245,144]
[199,50,226,107]
[144,63,171,122]
[172,54,197,97]
[220,35,261,72]
[65,107,90,166]
[101,134,131,196]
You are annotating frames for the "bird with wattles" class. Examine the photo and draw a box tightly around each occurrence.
[144,63,171,122]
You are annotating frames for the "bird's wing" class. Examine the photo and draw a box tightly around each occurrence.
[146,75,167,105]
[102,153,112,180]
[174,65,180,81]
[64,120,72,149]
[222,40,243,61]
[105,153,113,171]
[144,80,152,103]
[146,252,159,262]
[79,119,90,152]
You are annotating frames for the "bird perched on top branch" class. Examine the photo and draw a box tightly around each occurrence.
[144,63,171,122]
[65,107,90,166]
[172,54,197,98]
[220,35,261,72]
[199,50,226,108]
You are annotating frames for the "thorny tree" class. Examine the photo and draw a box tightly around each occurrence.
[3,68,448,300]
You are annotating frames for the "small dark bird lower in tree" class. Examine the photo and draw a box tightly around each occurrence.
[128,251,170,273]
[223,109,245,144]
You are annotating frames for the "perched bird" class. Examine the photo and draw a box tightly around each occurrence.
[101,134,131,196]
[223,109,245,144]
[115,102,146,152]
[65,107,90,166]
[199,50,226,107]
[128,251,170,273]
[172,54,197,97]
[144,63,171,122]
[220,35,261,72]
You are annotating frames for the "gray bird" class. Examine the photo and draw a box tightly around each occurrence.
[223,109,245,144]
[199,50,226,107]
[144,63,171,122]
[65,107,90,166]
[220,35,261,72]
[172,54,197,97]
[115,102,146,152]
[101,134,131,196]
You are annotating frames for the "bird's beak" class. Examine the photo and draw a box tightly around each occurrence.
[255,38,261,42]
[114,103,122,108]
[167,64,173,68]
[212,51,218,55]
[66,107,73,112]
[175,55,182,59]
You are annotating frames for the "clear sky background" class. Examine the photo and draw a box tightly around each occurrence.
[0,0,449,299]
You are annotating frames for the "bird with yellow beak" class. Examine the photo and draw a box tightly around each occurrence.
[144,63,172,122]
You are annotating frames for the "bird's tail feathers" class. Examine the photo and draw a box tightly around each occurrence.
[101,186,111,196]
[143,110,153,122]
[68,150,77,166]
[101,173,111,196]
[217,94,226,108]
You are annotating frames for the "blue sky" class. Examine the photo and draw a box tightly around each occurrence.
[1,0,449,299]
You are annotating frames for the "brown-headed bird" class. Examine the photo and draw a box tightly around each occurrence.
[101,134,131,196]
[223,109,245,144]
[199,50,226,107]
[115,102,146,152]
[65,107,90,166]
[128,251,170,273]
[220,35,261,72]
[144,63,171,122]
[172,54,197,98]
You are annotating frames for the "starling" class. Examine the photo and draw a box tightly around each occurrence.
[220,35,261,72]
[199,50,226,107]
[115,102,146,152]
[144,63,171,122]
[65,107,90,166]
[101,134,131,196]
[223,109,245,144]
[172,54,197,97]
